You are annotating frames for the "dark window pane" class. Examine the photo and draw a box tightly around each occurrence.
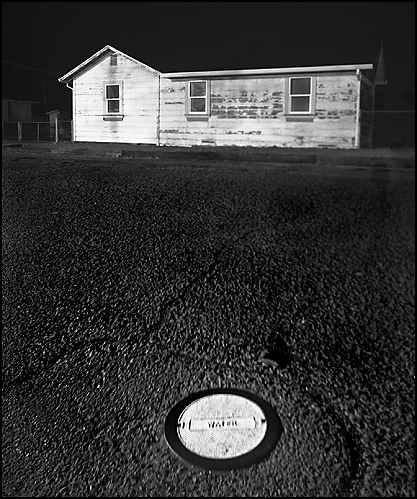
[291,96,310,112]
[108,100,120,113]
[290,78,311,95]
[110,54,117,66]
[190,81,206,97]
[106,85,119,99]
[190,98,206,112]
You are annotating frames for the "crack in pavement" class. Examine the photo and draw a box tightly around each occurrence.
[305,387,365,496]
[5,229,257,389]
[144,228,256,343]
[5,195,319,391]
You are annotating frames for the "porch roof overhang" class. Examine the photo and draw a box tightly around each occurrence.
[161,63,374,79]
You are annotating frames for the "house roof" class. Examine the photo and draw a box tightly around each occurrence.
[58,37,386,84]
[152,37,387,83]
[2,99,39,104]
[58,45,160,84]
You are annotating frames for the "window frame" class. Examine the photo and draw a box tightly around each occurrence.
[103,81,124,120]
[285,76,316,119]
[186,80,211,120]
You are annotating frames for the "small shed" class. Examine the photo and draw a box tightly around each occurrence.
[58,38,387,149]
[46,109,72,139]
[2,99,39,122]
[46,109,71,123]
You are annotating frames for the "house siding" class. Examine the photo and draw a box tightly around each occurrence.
[359,75,375,148]
[159,73,358,149]
[73,54,159,144]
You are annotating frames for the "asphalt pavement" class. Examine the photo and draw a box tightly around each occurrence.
[2,155,415,497]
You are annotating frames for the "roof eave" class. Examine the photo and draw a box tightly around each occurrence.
[58,44,161,83]
[162,63,374,79]
[2,99,39,104]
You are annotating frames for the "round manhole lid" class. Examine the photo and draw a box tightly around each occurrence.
[164,388,283,470]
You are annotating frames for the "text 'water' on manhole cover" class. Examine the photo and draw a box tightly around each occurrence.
[164,388,283,470]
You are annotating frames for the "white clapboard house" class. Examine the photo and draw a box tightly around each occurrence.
[58,38,386,148]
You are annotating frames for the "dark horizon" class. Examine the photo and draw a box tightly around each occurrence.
[2,2,415,116]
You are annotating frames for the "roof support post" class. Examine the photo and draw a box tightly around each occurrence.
[156,74,160,146]
[55,117,59,143]
[355,69,361,149]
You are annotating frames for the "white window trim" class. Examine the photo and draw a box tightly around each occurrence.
[289,76,313,114]
[103,81,124,117]
[186,80,210,117]
[284,76,316,119]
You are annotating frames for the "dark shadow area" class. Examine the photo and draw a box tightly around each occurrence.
[259,336,292,369]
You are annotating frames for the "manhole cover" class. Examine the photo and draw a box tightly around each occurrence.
[164,388,283,470]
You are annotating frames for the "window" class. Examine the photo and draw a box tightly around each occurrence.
[289,77,312,113]
[185,80,211,120]
[103,81,123,120]
[188,81,208,114]
[105,84,120,113]
[110,54,118,66]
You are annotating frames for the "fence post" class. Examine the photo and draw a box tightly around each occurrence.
[55,117,58,143]
[18,122,22,142]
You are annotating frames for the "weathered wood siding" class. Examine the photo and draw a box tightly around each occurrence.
[73,54,159,144]
[159,74,358,148]
[359,76,375,148]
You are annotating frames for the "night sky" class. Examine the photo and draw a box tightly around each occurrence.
[2,2,415,117]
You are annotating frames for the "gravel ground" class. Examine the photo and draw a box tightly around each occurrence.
[2,156,415,497]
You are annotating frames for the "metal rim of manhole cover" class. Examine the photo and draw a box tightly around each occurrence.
[164,388,283,471]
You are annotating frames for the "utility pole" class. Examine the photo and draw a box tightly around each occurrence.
[42,80,48,118]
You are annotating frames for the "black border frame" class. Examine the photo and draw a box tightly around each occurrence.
[164,388,283,471]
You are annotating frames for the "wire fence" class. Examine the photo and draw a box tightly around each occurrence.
[2,120,72,142]
[2,112,415,148]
